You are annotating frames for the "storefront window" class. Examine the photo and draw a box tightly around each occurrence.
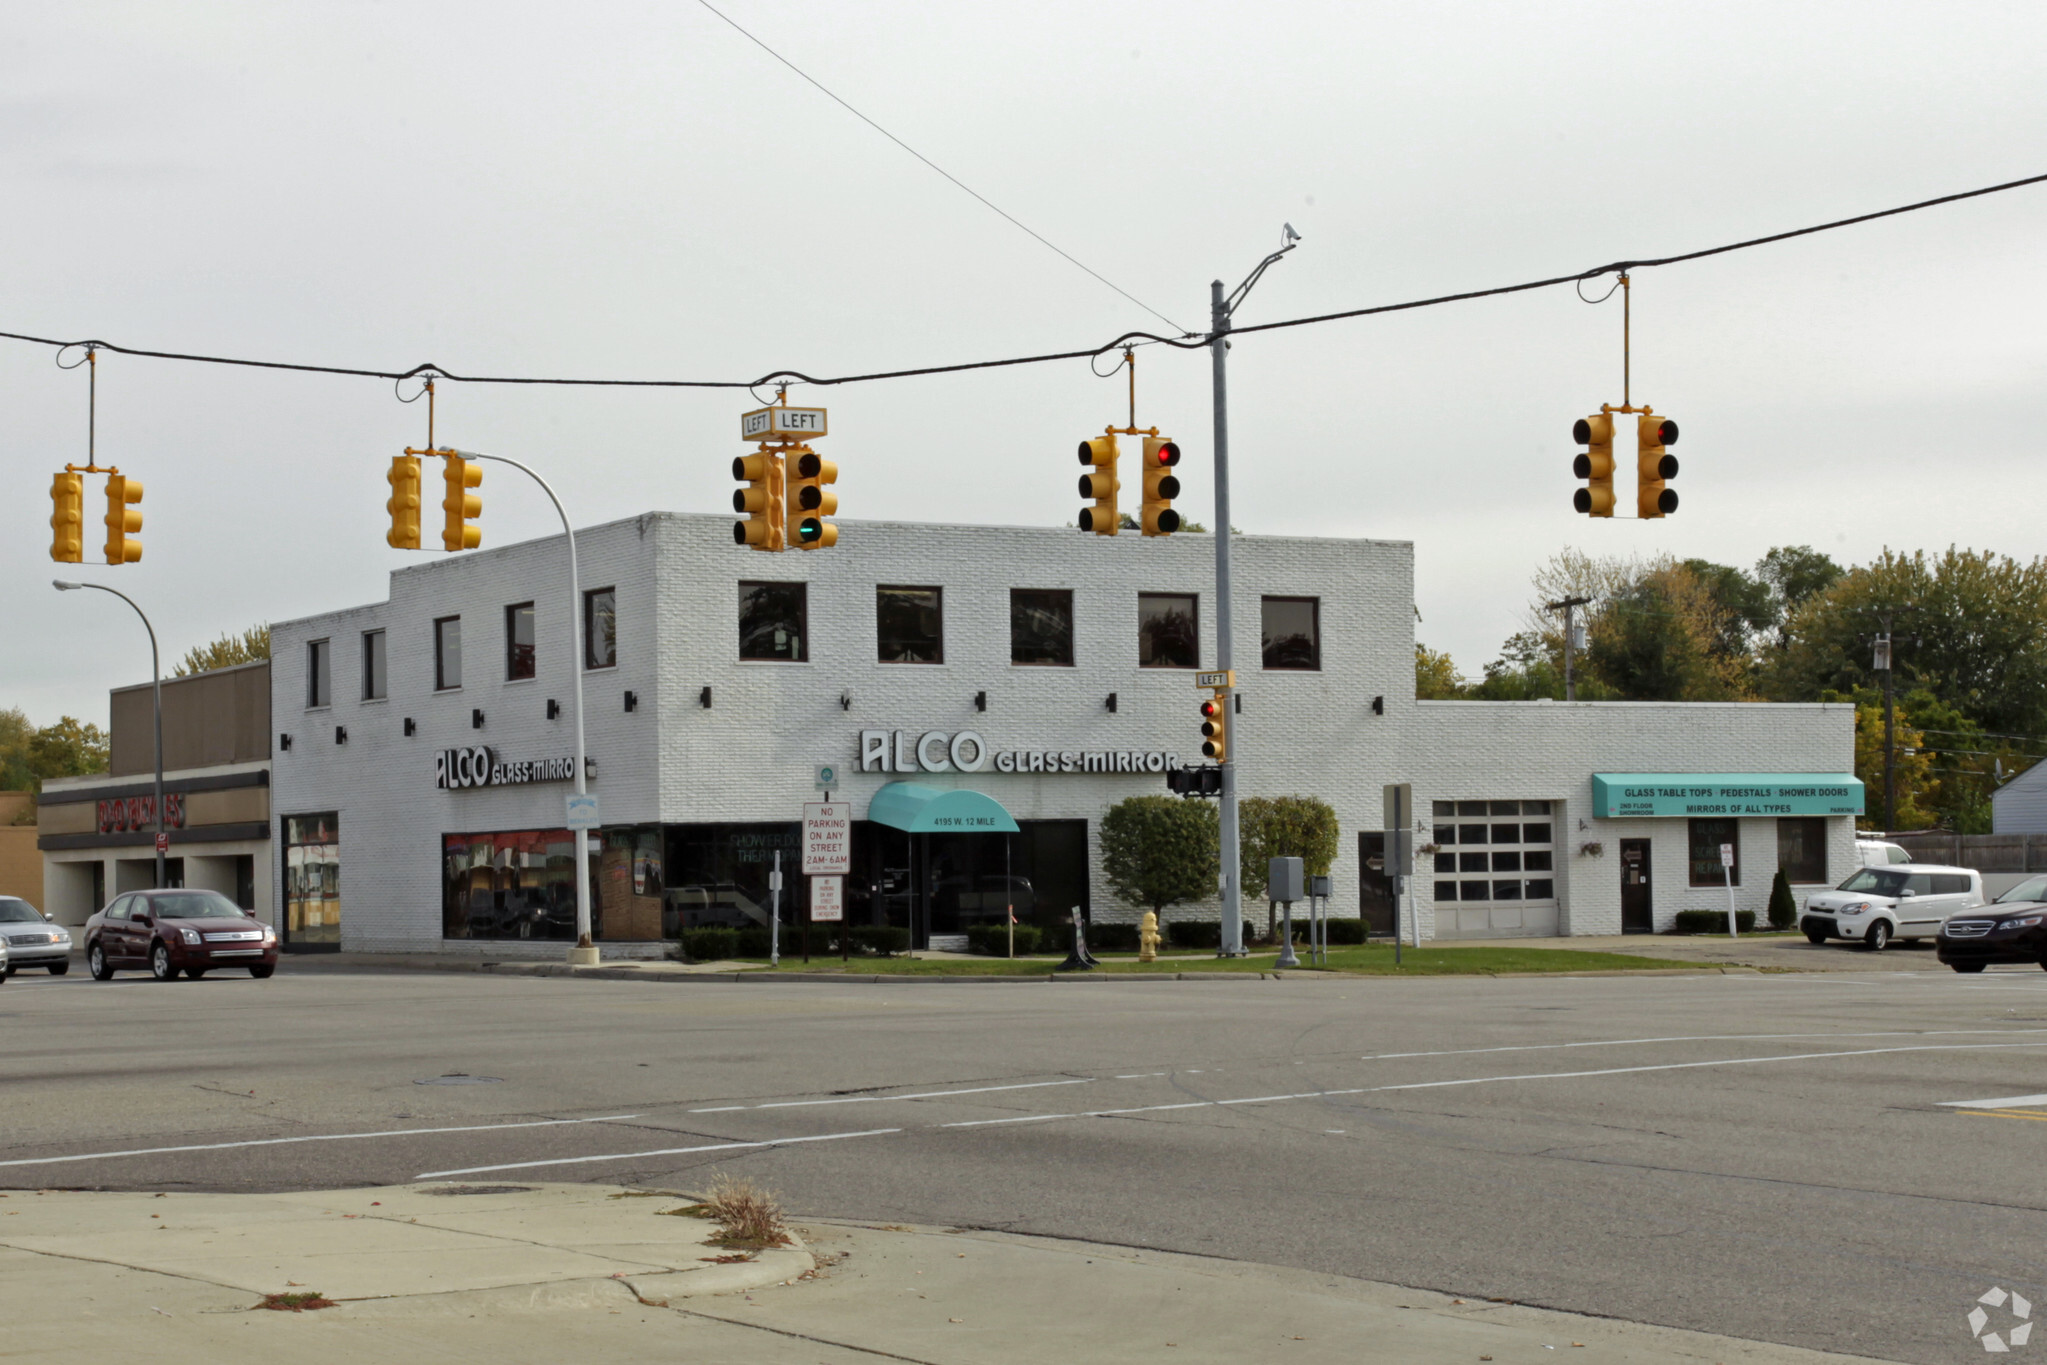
[1260,597,1320,670]
[665,823,801,933]
[584,587,616,669]
[443,828,583,940]
[1689,818,1739,886]
[1011,589,1074,666]
[739,582,806,661]
[1138,593,1198,668]
[878,587,943,663]
[282,813,340,948]
[435,616,462,689]
[1777,817,1827,884]
[506,602,535,680]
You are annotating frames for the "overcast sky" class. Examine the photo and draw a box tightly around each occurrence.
[6,1,2044,726]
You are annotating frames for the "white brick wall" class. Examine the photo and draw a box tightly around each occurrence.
[270,513,1854,949]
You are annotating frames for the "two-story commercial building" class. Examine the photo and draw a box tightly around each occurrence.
[265,513,1859,956]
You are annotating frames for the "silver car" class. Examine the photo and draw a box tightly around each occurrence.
[0,897,72,974]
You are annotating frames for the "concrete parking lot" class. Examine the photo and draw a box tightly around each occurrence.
[4,960,2044,1363]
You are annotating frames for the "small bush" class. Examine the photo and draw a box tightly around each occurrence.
[1672,909,1756,935]
[1166,920,1222,950]
[680,928,739,962]
[1767,869,1797,930]
[1089,922,1139,952]
[1287,918,1367,945]
[699,1175,790,1251]
[966,924,1043,956]
[850,925,909,956]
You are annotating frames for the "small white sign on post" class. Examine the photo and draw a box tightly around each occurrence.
[1721,842,1739,937]
[566,793,601,831]
[803,801,851,875]
[810,875,845,922]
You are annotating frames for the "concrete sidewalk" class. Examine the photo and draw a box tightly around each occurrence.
[0,1181,1903,1364]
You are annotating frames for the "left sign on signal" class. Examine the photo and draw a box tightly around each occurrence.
[741,406,828,442]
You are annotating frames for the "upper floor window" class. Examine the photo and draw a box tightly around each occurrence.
[1261,597,1321,670]
[1137,593,1198,669]
[1011,589,1073,666]
[878,587,943,664]
[307,639,331,708]
[584,587,616,669]
[362,630,387,701]
[434,616,462,690]
[739,581,807,662]
[506,602,536,680]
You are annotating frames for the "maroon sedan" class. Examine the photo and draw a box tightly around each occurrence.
[84,888,278,981]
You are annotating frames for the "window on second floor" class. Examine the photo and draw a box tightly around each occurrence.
[1137,593,1198,669]
[739,581,807,662]
[1011,589,1074,666]
[506,602,536,680]
[362,630,387,701]
[1261,596,1321,670]
[434,616,462,690]
[307,639,331,708]
[878,586,943,664]
[584,587,616,669]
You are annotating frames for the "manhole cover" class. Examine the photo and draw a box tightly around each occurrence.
[414,1074,504,1085]
[420,1184,535,1196]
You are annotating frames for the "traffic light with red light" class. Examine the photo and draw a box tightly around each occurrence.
[1572,414,1615,518]
[788,445,838,549]
[1140,436,1181,536]
[102,473,143,564]
[441,454,482,551]
[1077,434,1119,535]
[1199,695,1229,762]
[1636,414,1679,518]
[50,470,84,563]
[386,455,423,549]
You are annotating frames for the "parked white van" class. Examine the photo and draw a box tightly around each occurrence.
[1801,864,1985,950]
[1856,839,1913,867]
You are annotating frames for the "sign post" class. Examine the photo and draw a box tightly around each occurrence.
[1721,843,1738,937]
[1385,783,1413,963]
[803,799,850,966]
[770,852,783,967]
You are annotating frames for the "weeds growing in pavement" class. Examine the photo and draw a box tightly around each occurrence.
[698,1175,790,1250]
[258,1291,335,1311]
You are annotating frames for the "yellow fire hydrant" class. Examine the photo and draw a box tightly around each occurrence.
[1138,909,1160,963]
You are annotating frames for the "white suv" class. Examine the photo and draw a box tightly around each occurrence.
[1801,864,1984,950]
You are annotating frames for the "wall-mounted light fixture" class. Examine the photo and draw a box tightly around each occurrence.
[279,733,292,751]
[1234,693,1243,713]
[403,717,417,737]
[839,690,852,712]
[1371,695,1385,715]
[471,708,485,730]
[1105,693,1118,713]
[699,686,712,709]
[546,699,561,720]
[624,690,638,713]
[335,726,347,745]
[586,758,600,779]
[974,691,987,712]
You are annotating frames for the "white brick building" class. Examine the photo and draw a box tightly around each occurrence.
[267,514,1858,955]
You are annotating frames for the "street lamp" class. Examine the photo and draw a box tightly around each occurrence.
[53,580,165,888]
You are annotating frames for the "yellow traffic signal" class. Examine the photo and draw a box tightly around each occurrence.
[1077,433,1119,535]
[50,470,84,563]
[1140,436,1181,536]
[1199,695,1229,762]
[1572,414,1615,518]
[441,454,482,551]
[788,445,838,550]
[732,450,784,550]
[102,473,143,564]
[386,455,423,549]
[1636,414,1680,518]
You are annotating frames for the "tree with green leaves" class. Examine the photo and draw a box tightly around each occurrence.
[175,624,270,677]
[1415,644,1463,699]
[1099,795,1218,923]
[0,709,110,794]
[1238,795,1340,938]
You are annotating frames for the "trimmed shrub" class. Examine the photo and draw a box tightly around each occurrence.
[1672,909,1756,935]
[680,928,739,961]
[1767,869,1798,930]
[1166,920,1223,950]
[850,925,909,956]
[735,927,773,958]
[966,924,1043,957]
[1089,922,1139,952]
[1288,918,1367,946]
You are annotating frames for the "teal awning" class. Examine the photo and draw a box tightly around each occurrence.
[866,782,1019,834]
[1591,773,1863,819]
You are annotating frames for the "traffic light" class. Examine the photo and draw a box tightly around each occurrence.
[50,470,84,563]
[102,473,143,564]
[386,455,423,549]
[1636,414,1680,518]
[441,454,482,551]
[1140,436,1181,536]
[1199,695,1229,762]
[1077,434,1119,535]
[1572,414,1615,517]
[1166,764,1222,798]
[788,445,838,549]
[732,450,783,550]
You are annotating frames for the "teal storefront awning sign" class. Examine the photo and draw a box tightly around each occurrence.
[1591,773,1864,819]
[866,782,1021,834]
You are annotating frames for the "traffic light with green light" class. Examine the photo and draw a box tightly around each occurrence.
[788,445,838,549]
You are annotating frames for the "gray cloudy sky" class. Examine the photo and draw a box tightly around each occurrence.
[6,1,2045,724]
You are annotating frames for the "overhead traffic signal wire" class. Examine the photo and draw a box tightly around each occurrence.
[690,0,1191,337]
[4,169,2045,391]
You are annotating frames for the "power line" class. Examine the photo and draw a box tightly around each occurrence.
[6,169,2045,391]
[692,0,1189,336]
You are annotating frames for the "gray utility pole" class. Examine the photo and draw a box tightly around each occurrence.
[1545,596,1592,701]
[1208,228,1299,958]
[55,580,164,886]
[1874,628,1895,833]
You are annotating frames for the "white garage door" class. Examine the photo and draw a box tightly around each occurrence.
[1431,799,1559,938]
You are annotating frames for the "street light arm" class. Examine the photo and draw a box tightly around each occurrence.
[1221,243,1297,321]
[55,580,164,887]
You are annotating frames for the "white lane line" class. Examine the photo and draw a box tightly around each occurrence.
[1939,1094,2047,1109]
[686,1077,1091,1115]
[1361,1028,2047,1063]
[1115,1072,1168,1080]
[945,1042,2047,1130]
[0,1114,645,1170]
[416,1126,901,1179]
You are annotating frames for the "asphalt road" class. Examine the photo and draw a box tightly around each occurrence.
[5,960,2046,1364]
